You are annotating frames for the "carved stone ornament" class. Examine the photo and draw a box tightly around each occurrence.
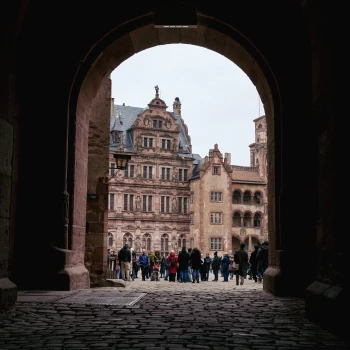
[165,119,171,129]
[240,228,246,236]
[144,117,150,126]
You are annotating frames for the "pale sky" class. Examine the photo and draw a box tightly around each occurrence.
[111,44,264,166]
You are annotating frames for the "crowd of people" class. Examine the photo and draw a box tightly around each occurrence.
[107,241,269,284]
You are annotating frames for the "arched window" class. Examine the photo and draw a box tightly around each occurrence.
[143,233,152,251]
[232,212,241,227]
[108,232,113,247]
[254,213,262,227]
[253,191,262,204]
[161,234,169,256]
[243,191,252,204]
[232,190,241,204]
[243,212,251,227]
[178,234,186,250]
[123,232,133,248]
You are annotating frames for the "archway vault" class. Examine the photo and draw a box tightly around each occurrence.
[73,17,280,288]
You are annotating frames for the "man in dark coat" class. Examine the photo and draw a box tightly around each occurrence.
[178,246,190,283]
[257,241,268,283]
[234,243,249,286]
[189,247,202,283]
[249,244,260,283]
[118,244,132,281]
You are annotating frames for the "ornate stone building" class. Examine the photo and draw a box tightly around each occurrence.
[108,87,193,256]
[108,87,268,257]
[189,116,268,256]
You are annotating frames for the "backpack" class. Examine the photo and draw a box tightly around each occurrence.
[168,256,175,267]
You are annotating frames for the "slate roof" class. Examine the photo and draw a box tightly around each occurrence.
[110,104,193,157]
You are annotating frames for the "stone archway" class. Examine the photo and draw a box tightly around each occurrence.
[75,20,279,287]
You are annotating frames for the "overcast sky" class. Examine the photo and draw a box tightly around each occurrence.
[111,44,264,166]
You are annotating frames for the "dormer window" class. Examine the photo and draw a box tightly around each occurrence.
[152,120,163,129]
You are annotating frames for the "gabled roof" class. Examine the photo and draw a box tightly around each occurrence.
[110,104,193,157]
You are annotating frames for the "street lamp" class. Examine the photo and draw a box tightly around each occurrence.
[113,152,131,170]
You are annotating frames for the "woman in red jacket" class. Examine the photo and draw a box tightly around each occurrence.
[166,250,178,282]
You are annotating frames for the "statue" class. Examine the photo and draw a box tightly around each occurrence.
[135,164,141,177]
[135,196,141,210]
[171,240,178,251]
[172,168,178,181]
[173,141,178,153]
[155,85,159,95]
[134,239,141,252]
[172,197,177,212]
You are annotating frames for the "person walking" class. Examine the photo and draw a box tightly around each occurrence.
[178,246,190,283]
[249,244,260,283]
[118,244,132,281]
[138,249,149,281]
[233,243,249,286]
[257,241,268,283]
[186,248,192,282]
[211,251,221,281]
[114,251,120,279]
[189,247,202,283]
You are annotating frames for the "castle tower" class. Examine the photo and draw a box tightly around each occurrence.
[173,97,181,116]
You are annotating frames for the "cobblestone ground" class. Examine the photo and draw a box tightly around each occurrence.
[0,274,349,350]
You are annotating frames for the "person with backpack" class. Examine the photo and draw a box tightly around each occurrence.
[166,250,178,282]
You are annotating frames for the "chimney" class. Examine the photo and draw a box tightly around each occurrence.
[110,98,115,116]
[224,152,231,165]
[173,97,181,116]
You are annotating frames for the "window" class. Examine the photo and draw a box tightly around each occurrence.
[213,166,220,175]
[123,233,133,248]
[178,234,186,250]
[124,164,134,178]
[123,194,134,211]
[143,166,153,179]
[210,192,222,202]
[243,212,251,227]
[143,137,154,148]
[254,213,261,227]
[253,192,262,204]
[108,233,113,247]
[161,139,171,149]
[177,197,188,214]
[161,196,170,213]
[232,212,241,227]
[109,193,115,210]
[158,120,162,128]
[161,234,169,256]
[161,167,171,180]
[210,238,222,250]
[243,191,252,204]
[153,120,157,128]
[232,190,241,204]
[142,195,153,212]
[210,212,222,224]
[142,233,152,251]
[178,168,188,181]
[110,163,116,177]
